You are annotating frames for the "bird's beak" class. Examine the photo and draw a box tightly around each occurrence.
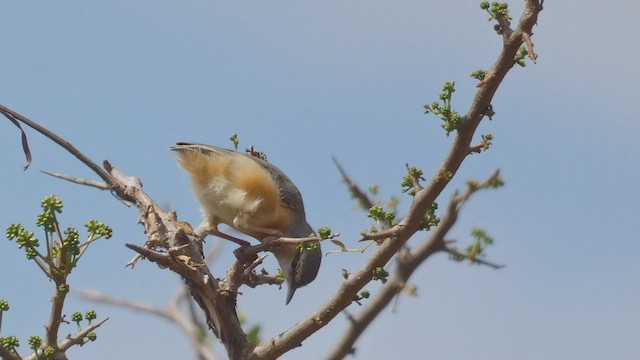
[285,283,297,305]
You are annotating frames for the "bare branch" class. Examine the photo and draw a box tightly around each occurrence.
[75,290,171,320]
[523,32,537,63]
[332,156,374,210]
[41,171,110,190]
[77,289,219,360]
[0,105,113,183]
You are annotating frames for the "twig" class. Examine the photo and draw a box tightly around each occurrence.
[443,246,504,269]
[332,156,374,210]
[0,105,113,183]
[77,289,219,360]
[41,171,110,190]
[522,32,538,63]
[57,318,110,352]
[75,290,171,320]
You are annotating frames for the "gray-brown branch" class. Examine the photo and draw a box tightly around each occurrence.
[324,170,503,360]
[251,2,542,358]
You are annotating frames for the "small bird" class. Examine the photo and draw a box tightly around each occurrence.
[170,142,321,304]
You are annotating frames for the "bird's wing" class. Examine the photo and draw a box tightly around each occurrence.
[171,142,305,212]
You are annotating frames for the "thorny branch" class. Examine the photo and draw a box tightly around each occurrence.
[324,170,504,360]
[253,2,542,358]
[2,2,542,359]
[332,156,374,210]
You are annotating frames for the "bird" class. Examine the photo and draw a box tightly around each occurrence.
[170,142,321,304]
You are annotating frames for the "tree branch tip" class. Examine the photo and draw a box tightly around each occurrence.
[40,170,111,190]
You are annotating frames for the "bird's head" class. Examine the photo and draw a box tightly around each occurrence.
[273,218,322,305]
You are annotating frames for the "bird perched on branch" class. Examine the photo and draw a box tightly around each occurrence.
[170,142,321,304]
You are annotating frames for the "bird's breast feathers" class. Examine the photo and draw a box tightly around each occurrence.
[176,148,294,236]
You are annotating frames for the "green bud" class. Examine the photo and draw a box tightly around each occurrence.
[373,266,389,283]
[0,299,9,311]
[36,212,56,232]
[229,133,240,151]
[6,224,24,240]
[2,335,19,350]
[442,81,456,92]
[85,310,97,322]
[470,69,487,81]
[58,283,70,294]
[63,227,81,255]
[367,206,384,220]
[85,220,113,239]
[341,269,350,279]
[28,335,42,349]
[71,311,83,323]
[41,195,63,213]
[317,226,332,239]
[25,247,38,260]
[301,241,320,253]
[86,332,97,342]
[44,346,56,357]
[383,211,395,221]
[488,176,505,188]
[16,229,38,249]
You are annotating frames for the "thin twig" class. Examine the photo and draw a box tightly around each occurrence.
[0,105,113,183]
[332,156,374,210]
[41,170,110,190]
[75,290,171,320]
[443,247,504,269]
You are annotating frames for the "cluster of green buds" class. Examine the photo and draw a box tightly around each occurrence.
[3,196,109,358]
[481,1,509,18]
[514,46,529,67]
[367,205,398,231]
[479,133,494,152]
[424,202,440,230]
[372,266,389,284]
[401,166,425,196]
[229,133,240,151]
[451,227,495,261]
[481,2,511,35]
[317,226,332,240]
[6,195,112,278]
[470,69,487,81]
[353,289,370,306]
[424,81,461,135]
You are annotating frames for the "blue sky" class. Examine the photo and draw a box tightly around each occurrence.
[1,1,638,359]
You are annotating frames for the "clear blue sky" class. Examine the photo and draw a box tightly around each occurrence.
[1,1,638,359]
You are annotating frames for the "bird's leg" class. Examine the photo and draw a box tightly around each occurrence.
[200,221,251,247]
[232,215,284,239]
[210,229,252,247]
